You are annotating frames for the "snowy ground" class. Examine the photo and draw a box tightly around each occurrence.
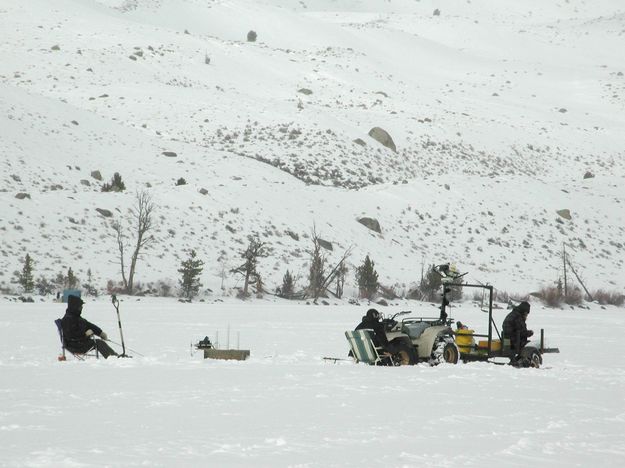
[2,297,624,467]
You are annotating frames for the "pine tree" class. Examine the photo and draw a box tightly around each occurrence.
[418,264,442,302]
[307,235,326,299]
[178,250,204,299]
[17,254,35,293]
[54,270,67,290]
[83,268,98,296]
[101,172,126,192]
[355,255,379,300]
[280,270,295,299]
[67,267,78,289]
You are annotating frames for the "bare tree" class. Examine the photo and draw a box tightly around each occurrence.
[306,227,351,303]
[334,259,348,299]
[231,237,266,298]
[112,190,156,294]
[216,254,230,291]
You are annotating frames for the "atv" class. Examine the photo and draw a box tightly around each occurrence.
[381,311,460,365]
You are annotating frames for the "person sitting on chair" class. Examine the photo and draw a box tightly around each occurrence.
[502,301,534,354]
[355,308,417,364]
[61,295,118,359]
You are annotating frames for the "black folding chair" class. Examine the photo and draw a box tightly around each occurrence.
[54,319,99,361]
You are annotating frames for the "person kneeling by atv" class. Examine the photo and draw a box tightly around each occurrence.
[502,301,534,366]
[355,308,417,365]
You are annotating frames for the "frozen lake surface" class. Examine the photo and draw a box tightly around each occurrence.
[1,298,624,467]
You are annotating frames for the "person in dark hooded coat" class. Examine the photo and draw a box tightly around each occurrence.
[61,295,118,358]
[502,301,534,353]
[355,308,417,364]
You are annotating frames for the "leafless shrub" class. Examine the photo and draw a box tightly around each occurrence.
[537,285,563,308]
[592,289,625,306]
[564,287,583,305]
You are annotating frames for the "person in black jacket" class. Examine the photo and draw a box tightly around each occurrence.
[61,295,118,359]
[502,301,534,353]
[355,308,417,364]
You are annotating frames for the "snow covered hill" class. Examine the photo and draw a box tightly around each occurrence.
[1,0,624,296]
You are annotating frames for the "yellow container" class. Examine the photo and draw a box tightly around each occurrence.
[455,329,475,354]
[478,340,501,351]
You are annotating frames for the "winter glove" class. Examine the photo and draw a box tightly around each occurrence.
[527,330,534,337]
[85,329,94,337]
[100,332,108,341]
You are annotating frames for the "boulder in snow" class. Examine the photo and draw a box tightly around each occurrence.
[556,209,572,220]
[357,217,381,233]
[318,238,333,251]
[368,127,396,152]
[96,208,113,217]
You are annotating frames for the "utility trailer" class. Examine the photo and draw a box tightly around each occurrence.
[435,264,560,368]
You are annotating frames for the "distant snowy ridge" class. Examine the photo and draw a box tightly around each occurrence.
[1,0,624,296]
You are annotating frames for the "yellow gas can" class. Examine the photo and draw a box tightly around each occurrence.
[455,329,475,354]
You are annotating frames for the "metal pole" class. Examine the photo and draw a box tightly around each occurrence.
[487,286,493,354]
[563,243,568,298]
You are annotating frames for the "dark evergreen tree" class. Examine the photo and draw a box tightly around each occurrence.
[83,268,98,296]
[67,267,78,289]
[307,234,326,300]
[16,254,35,293]
[280,270,295,299]
[355,255,379,300]
[178,250,204,299]
[54,270,67,289]
[419,264,442,302]
[101,172,126,192]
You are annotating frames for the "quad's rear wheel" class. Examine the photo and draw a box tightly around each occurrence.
[442,342,460,364]
[514,348,543,368]
[430,338,460,365]
[528,350,542,368]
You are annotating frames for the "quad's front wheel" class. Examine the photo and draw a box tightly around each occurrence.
[392,341,418,366]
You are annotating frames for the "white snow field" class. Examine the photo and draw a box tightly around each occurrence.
[1,297,624,467]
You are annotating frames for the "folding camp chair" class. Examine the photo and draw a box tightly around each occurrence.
[345,329,394,366]
[54,319,99,361]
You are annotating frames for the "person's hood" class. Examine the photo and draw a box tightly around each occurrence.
[66,295,84,315]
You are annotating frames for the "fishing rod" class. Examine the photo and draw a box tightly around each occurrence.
[103,337,145,357]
